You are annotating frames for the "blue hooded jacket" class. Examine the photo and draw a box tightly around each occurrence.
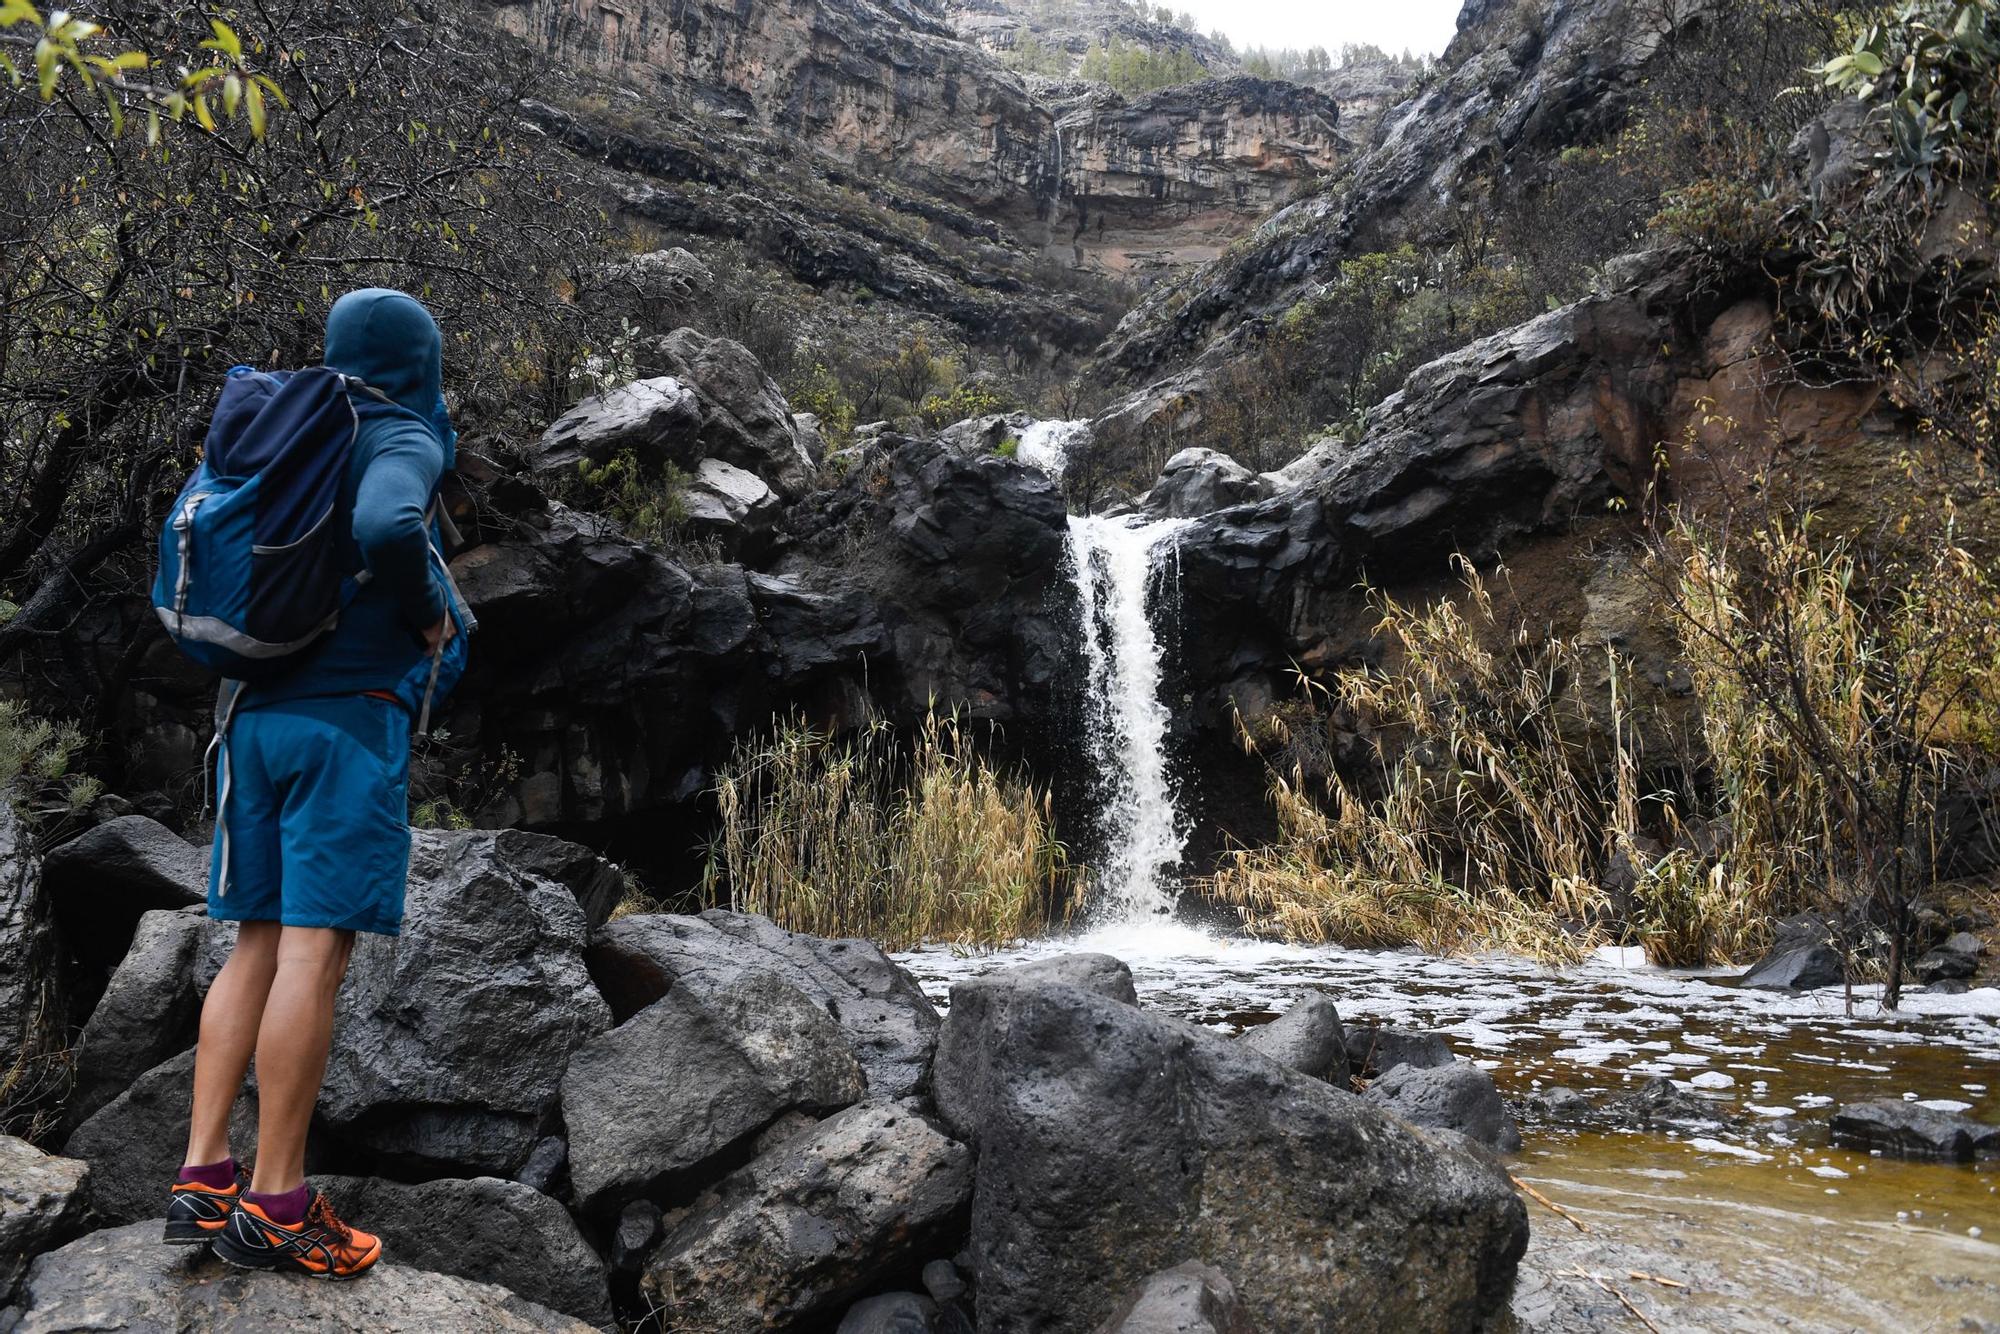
[243,289,452,707]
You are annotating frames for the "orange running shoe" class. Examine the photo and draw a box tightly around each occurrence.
[211,1189,383,1279]
[162,1175,243,1246]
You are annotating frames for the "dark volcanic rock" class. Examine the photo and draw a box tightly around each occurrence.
[62,1049,265,1225]
[0,806,63,1103]
[1141,448,1272,519]
[563,970,865,1213]
[637,328,819,500]
[39,815,206,979]
[641,1102,973,1334]
[1344,1024,1454,1079]
[588,910,941,1100]
[1600,1076,1727,1130]
[998,952,1138,1005]
[67,907,207,1124]
[1092,1261,1251,1334]
[932,978,1527,1332]
[0,1136,90,1304]
[1740,942,1844,991]
[316,830,612,1175]
[1236,991,1346,1083]
[1828,1099,2000,1163]
[1364,1061,1523,1153]
[1914,932,1982,984]
[6,1221,593,1331]
[312,1175,612,1326]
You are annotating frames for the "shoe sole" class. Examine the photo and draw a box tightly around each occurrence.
[162,1218,227,1246]
[211,1231,379,1281]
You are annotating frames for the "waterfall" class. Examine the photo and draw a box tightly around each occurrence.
[1019,421,1194,922]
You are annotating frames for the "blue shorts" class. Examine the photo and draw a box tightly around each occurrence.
[208,694,412,936]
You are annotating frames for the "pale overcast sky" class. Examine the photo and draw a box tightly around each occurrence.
[1168,0,1464,56]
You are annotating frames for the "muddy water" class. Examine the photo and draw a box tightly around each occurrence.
[897,926,2000,1332]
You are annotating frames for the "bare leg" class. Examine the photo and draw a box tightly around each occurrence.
[184,921,282,1168]
[247,925,355,1195]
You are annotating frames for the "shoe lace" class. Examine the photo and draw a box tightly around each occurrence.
[306,1192,354,1245]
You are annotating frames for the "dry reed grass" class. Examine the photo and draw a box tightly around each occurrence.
[705,709,1082,949]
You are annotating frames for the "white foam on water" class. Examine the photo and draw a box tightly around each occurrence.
[1687,1137,1775,1162]
[1017,419,1089,478]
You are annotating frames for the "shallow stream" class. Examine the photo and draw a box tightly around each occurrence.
[897,926,2000,1332]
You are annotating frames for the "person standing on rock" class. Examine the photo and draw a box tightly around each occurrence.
[162,289,466,1279]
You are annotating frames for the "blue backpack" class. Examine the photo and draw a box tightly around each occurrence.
[154,365,474,728]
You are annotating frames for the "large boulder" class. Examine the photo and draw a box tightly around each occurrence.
[682,457,784,557]
[67,908,207,1124]
[1828,1099,2000,1163]
[5,1221,594,1331]
[1739,942,1844,991]
[600,246,715,308]
[998,952,1138,1005]
[637,328,818,499]
[62,1048,264,1225]
[1141,448,1272,519]
[0,1137,89,1303]
[533,376,704,477]
[1914,932,1982,984]
[315,830,612,1175]
[1093,1261,1251,1334]
[1364,1060,1523,1153]
[933,979,1528,1332]
[588,911,940,1100]
[563,969,866,1213]
[312,1175,612,1326]
[641,1102,973,1334]
[37,814,206,994]
[1236,991,1346,1083]
[1344,1024,1454,1078]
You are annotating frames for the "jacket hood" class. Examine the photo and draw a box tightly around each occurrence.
[324,289,442,415]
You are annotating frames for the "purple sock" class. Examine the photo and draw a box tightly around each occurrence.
[176,1157,237,1191]
[246,1185,310,1225]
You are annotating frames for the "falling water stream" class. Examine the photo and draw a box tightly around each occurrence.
[1018,420,1193,922]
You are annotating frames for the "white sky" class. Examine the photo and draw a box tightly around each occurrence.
[1166,0,1464,57]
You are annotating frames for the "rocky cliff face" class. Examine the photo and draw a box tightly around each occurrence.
[491,0,1339,277]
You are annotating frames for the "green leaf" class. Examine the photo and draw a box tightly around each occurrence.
[1852,50,1887,76]
[33,37,59,99]
[246,79,265,137]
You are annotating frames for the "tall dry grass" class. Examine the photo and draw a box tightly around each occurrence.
[706,709,1082,949]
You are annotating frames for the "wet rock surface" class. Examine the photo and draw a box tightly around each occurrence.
[1365,1060,1524,1153]
[5,1221,594,1332]
[1828,1099,2000,1163]
[996,952,1139,1005]
[932,976,1527,1332]
[1345,1024,1454,1078]
[1739,942,1845,991]
[641,1102,973,1334]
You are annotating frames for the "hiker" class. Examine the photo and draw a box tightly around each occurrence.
[157,289,468,1279]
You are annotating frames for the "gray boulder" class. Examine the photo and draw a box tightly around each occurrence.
[1142,448,1272,519]
[312,1175,612,1326]
[62,1048,265,1225]
[610,1199,661,1272]
[534,376,703,476]
[839,1292,941,1334]
[999,952,1138,1005]
[683,457,783,556]
[601,246,715,308]
[933,979,1528,1332]
[40,815,207,909]
[1739,942,1844,990]
[563,969,865,1213]
[316,830,612,1175]
[68,908,206,1124]
[588,911,940,1100]
[6,1221,593,1331]
[1914,932,1982,984]
[479,828,627,930]
[638,328,818,498]
[1364,1061,1523,1153]
[641,1102,973,1334]
[1828,1099,2000,1163]
[0,1136,89,1303]
[1236,991,1346,1083]
[1344,1025,1454,1078]
[1599,1076,1727,1130]
[1093,1261,1251,1334]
